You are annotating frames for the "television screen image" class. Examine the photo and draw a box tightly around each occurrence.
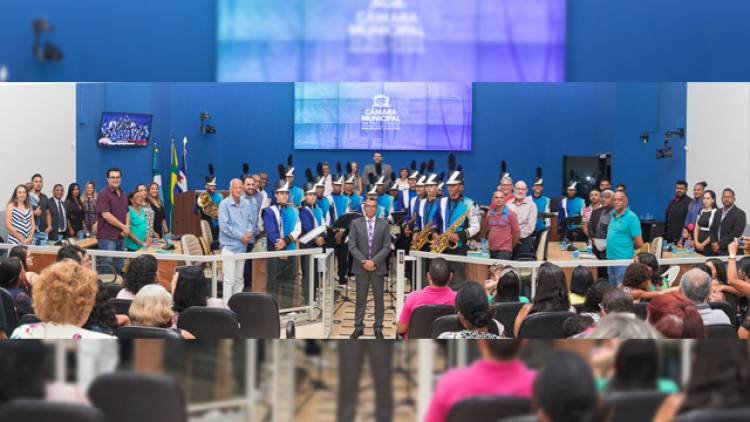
[98,112,153,147]
[218,0,566,82]
[294,82,472,151]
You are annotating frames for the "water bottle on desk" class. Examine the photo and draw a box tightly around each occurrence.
[481,239,489,257]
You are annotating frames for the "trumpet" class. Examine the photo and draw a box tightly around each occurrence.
[197,192,219,219]
[430,207,472,253]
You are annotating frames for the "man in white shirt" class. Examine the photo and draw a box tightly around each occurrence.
[506,181,538,259]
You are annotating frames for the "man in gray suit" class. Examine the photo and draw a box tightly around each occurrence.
[348,197,392,339]
[362,151,393,188]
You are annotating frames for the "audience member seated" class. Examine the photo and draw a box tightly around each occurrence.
[579,279,615,323]
[171,265,228,321]
[0,257,32,316]
[11,260,114,339]
[622,263,677,302]
[83,284,123,336]
[437,282,502,339]
[128,284,194,339]
[424,339,535,422]
[585,313,661,339]
[647,293,705,339]
[8,245,39,287]
[116,254,157,300]
[569,266,594,305]
[600,289,636,318]
[56,244,90,267]
[397,258,457,337]
[653,341,750,422]
[562,314,595,338]
[533,351,603,422]
[486,266,529,303]
[678,268,731,326]
[702,258,738,308]
[0,341,88,406]
[514,263,572,337]
[597,340,678,394]
[635,252,669,289]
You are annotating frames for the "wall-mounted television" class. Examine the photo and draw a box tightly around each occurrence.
[294,82,472,151]
[98,112,153,147]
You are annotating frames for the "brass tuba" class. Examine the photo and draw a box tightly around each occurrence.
[197,192,219,219]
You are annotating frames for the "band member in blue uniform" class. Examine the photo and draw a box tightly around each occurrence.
[194,165,223,242]
[531,168,551,251]
[395,167,420,212]
[344,171,364,213]
[558,181,586,241]
[279,155,304,207]
[430,170,480,289]
[329,173,352,287]
[263,180,301,309]
[299,182,327,305]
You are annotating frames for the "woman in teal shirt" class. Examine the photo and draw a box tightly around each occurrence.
[125,190,150,251]
[485,265,530,303]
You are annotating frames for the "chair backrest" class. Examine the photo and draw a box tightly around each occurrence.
[603,390,667,422]
[491,302,525,339]
[109,298,132,316]
[181,234,205,263]
[708,301,738,327]
[536,228,549,261]
[407,304,456,339]
[430,314,463,338]
[115,326,183,339]
[101,282,123,300]
[200,220,213,243]
[176,307,240,339]
[430,315,502,338]
[446,396,532,422]
[0,287,19,336]
[651,236,664,258]
[633,302,648,320]
[18,313,40,325]
[227,292,281,338]
[88,372,187,422]
[662,265,680,287]
[674,408,750,422]
[0,399,105,422]
[518,311,574,339]
[705,324,739,339]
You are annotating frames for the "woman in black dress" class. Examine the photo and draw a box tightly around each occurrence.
[65,182,85,237]
[693,190,717,253]
[148,182,168,238]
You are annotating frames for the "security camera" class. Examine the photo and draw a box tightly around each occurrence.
[32,18,63,62]
[200,112,215,135]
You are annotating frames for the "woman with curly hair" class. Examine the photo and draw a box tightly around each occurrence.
[116,254,158,299]
[11,260,114,339]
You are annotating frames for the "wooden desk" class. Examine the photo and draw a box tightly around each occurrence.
[28,237,99,274]
[28,238,183,290]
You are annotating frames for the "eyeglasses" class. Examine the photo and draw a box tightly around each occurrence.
[108,176,122,180]
[364,205,377,209]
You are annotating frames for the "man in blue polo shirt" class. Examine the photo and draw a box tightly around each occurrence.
[606,190,644,286]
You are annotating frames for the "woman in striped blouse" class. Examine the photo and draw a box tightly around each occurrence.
[5,184,34,245]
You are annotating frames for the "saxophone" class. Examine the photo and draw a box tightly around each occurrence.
[430,207,472,253]
[411,222,433,250]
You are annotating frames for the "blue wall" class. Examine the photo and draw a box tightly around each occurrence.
[76,82,686,218]
[2,1,750,81]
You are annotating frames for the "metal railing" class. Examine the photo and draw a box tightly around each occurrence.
[0,242,332,327]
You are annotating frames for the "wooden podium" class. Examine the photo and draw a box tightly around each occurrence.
[172,190,227,237]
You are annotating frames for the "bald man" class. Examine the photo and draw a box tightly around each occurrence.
[218,178,258,302]
[506,181,538,259]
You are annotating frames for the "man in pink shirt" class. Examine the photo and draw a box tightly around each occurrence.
[396,258,457,338]
[487,190,521,260]
[424,340,536,422]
